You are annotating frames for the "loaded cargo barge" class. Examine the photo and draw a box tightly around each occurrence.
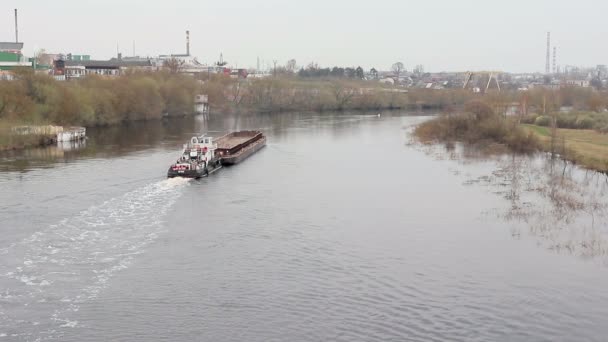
[167,130,266,178]
[215,130,266,165]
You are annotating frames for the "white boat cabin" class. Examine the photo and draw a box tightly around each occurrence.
[178,135,217,164]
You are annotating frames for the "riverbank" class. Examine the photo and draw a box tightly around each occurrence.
[413,101,608,173]
[414,101,540,153]
[523,124,608,172]
[0,70,466,150]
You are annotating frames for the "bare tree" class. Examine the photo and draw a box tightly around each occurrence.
[392,62,404,84]
[230,80,245,106]
[370,68,378,79]
[332,83,356,110]
[163,58,185,74]
[34,48,48,66]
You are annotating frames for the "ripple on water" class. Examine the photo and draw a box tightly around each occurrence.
[0,177,189,340]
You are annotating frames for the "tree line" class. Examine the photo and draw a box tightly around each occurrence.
[2,67,607,129]
[0,68,200,126]
[297,63,371,79]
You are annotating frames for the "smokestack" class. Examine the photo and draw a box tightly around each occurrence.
[553,46,557,74]
[14,9,18,43]
[186,30,190,56]
[545,32,551,74]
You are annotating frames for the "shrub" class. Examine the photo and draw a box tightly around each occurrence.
[574,115,595,129]
[464,100,495,121]
[534,115,552,127]
[414,100,539,153]
[556,113,577,128]
[520,114,539,125]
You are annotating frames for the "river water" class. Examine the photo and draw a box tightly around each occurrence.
[1,112,608,341]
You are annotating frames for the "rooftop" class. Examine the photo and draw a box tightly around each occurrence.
[64,58,153,68]
[0,42,24,51]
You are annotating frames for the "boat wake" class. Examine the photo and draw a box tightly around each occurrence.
[0,177,190,341]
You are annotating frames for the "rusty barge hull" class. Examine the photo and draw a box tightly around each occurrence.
[215,131,266,165]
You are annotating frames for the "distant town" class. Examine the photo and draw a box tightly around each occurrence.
[0,9,606,93]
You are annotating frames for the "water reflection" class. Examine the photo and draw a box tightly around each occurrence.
[0,111,401,173]
[420,140,608,261]
[57,139,87,152]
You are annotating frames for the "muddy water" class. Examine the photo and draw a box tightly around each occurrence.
[1,112,608,341]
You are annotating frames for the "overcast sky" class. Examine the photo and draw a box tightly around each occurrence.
[0,0,606,72]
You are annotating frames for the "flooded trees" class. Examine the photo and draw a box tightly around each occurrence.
[414,99,539,153]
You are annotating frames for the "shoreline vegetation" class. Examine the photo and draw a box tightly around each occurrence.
[414,101,540,153]
[414,94,608,173]
[2,68,608,173]
[0,68,473,150]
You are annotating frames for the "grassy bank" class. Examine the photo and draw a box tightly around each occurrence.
[523,124,608,172]
[521,112,608,132]
[413,100,608,172]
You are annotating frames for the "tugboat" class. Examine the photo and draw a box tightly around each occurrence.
[167,135,222,178]
[167,130,266,179]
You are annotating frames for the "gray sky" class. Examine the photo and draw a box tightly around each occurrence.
[1,0,606,73]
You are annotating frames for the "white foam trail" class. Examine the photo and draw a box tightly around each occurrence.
[0,178,190,340]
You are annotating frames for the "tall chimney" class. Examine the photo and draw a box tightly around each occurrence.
[553,46,557,74]
[545,32,551,74]
[14,9,19,43]
[186,30,190,56]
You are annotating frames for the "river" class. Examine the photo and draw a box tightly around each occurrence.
[1,112,608,341]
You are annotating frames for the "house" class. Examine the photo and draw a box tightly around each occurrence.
[229,68,248,79]
[564,79,590,88]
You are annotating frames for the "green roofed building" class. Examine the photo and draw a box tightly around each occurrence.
[0,42,32,70]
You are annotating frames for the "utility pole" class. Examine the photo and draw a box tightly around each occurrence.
[273,60,277,77]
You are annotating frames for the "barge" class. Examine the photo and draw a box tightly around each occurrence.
[215,130,266,165]
[167,130,266,178]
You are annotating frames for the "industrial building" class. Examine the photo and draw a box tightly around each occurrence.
[0,42,32,70]
[59,56,155,79]
[0,9,33,79]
